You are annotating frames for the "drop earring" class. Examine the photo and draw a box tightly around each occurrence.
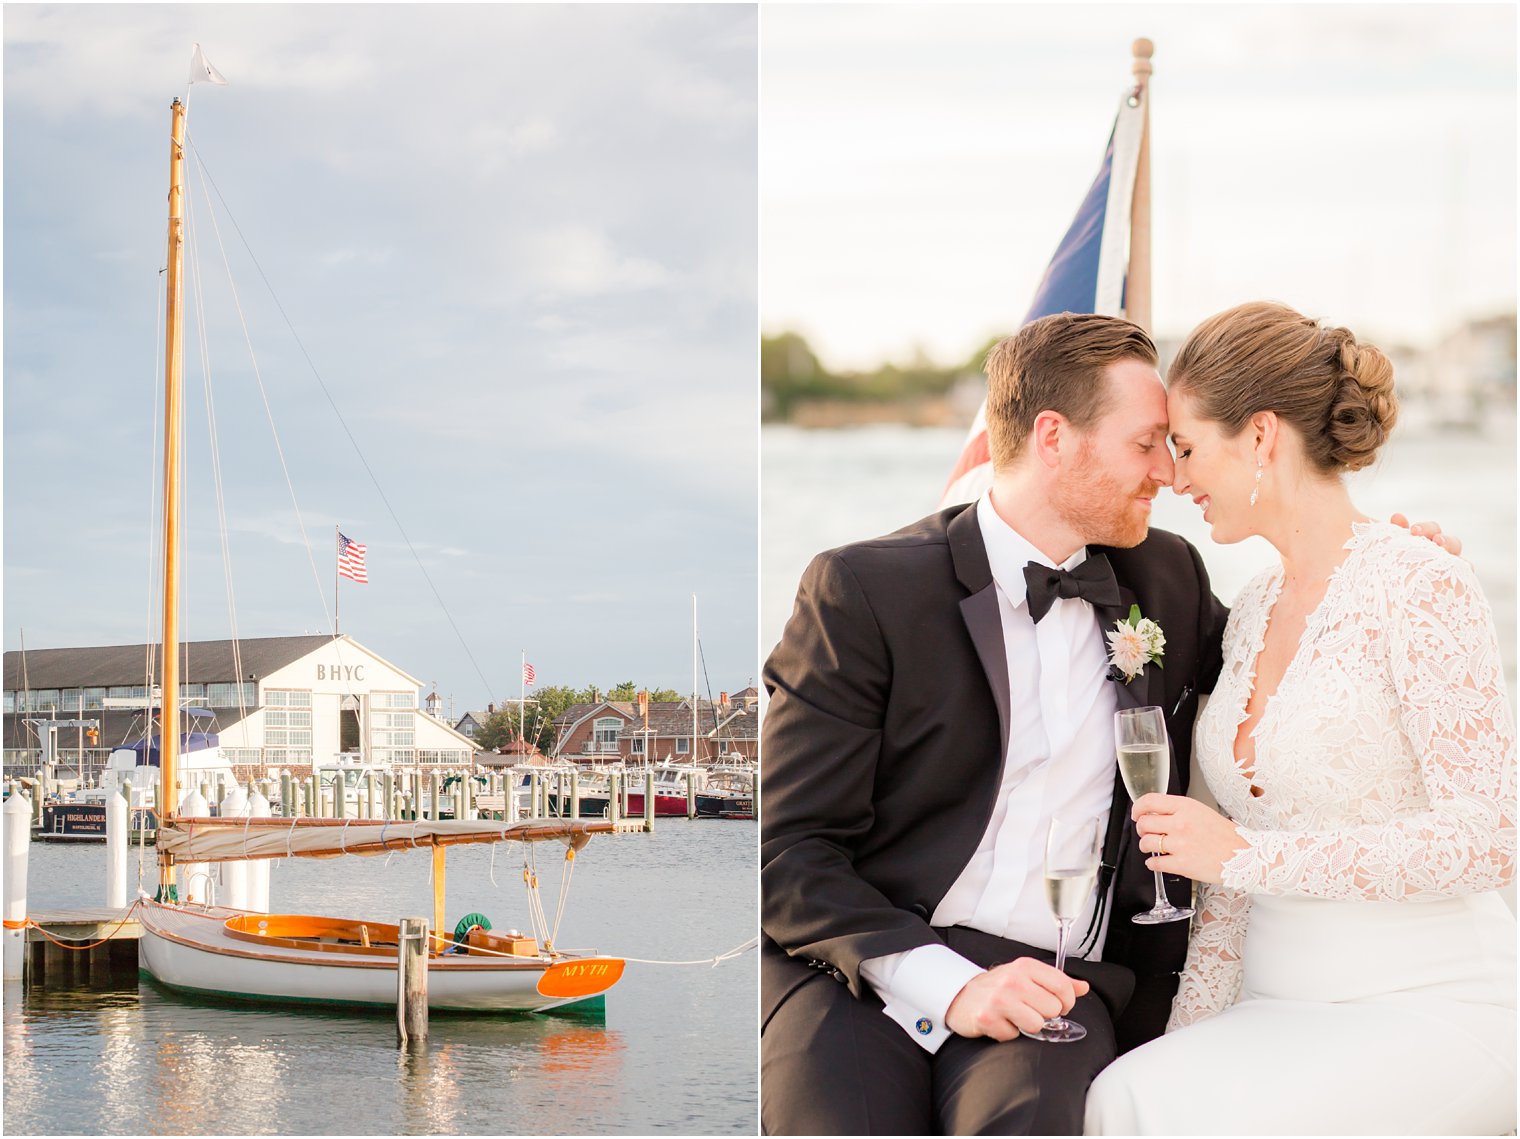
[1250,459,1263,508]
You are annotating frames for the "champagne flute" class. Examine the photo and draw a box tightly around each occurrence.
[1115,706,1194,924]
[1024,815,1102,1043]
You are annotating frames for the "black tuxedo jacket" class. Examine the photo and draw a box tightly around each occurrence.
[760,502,1229,1052]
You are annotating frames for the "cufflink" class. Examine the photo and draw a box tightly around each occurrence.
[915,1017,933,1035]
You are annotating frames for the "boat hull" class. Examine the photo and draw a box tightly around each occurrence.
[136,901,621,1013]
[36,803,157,842]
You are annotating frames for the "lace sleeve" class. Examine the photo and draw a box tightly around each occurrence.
[1166,882,1250,1031]
[1221,553,1517,902]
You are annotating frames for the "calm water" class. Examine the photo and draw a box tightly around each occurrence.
[762,419,1518,691]
[3,820,758,1135]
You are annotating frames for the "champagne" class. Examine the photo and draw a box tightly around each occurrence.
[1044,868,1098,922]
[1117,743,1168,801]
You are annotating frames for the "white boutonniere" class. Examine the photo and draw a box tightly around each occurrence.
[1106,604,1165,683]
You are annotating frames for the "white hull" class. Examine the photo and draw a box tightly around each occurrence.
[137,901,618,1013]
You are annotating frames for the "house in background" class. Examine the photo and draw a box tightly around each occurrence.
[552,693,758,765]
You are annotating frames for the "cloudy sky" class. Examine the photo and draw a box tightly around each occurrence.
[4,5,758,714]
[762,4,1516,370]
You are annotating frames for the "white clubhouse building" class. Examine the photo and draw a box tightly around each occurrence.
[3,634,474,777]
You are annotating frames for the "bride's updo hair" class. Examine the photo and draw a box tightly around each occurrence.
[1168,302,1398,473]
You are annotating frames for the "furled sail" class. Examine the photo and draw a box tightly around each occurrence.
[157,816,643,862]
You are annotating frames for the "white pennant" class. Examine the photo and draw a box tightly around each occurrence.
[189,43,229,86]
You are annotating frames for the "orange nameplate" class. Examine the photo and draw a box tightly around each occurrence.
[536,957,626,998]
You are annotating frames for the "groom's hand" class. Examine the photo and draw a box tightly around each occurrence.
[944,958,1089,1041]
[1391,513,1463,557]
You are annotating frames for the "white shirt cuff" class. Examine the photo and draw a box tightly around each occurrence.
[860,944,986,1053]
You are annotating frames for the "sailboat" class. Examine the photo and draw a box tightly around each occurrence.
[135,82,637,1013]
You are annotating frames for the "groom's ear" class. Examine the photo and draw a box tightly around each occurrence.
[1030,409,1068,470]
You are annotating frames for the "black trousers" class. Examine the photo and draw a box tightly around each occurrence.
[761,929,1130,1136]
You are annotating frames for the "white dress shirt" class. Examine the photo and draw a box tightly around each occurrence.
[858,491,1120,1052]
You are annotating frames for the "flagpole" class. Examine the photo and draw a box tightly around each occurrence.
[334,525,341,637]
[1128,38,1154,334]
[520,649,526,745]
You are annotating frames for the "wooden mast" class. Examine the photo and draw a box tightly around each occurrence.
[158,97,188,895]
[1128,38,1154,333]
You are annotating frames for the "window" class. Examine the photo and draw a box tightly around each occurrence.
[377,711,413,730]
[265,690,312,708]
[107,686,148,702]
[206,682,256,707]
[376,691,417,709]
[593,717,622,753]
[631,737,646,755]
[719,739,731,755]
[676,737,690,754]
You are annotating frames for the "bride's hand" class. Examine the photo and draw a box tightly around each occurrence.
[1131,794,1248,884]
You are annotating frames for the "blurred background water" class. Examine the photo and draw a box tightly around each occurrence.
[3,819,757,1136]
[761,418,1518,694]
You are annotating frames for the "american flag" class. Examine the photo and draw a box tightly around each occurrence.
[940,85,1147,507]
[337,532,368,584]
[522,662,536,687]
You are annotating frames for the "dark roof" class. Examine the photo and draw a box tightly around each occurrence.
[551,699,759,740]
[551,702,637,731]
[3,636,339,691]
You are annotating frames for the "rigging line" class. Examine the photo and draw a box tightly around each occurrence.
[619,937,760,967]
[698,639,727,752]
[185,141,499,706]
[185,179,248,728]
[186,138,332,640]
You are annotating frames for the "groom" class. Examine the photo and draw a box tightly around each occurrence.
[760,313,1227,1135]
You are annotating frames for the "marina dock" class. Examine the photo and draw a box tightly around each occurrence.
[20,906,142,986]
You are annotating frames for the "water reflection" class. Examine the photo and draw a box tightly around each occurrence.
[4,821,756,1135]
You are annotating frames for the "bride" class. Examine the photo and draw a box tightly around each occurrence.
[1083,302,1516,1136]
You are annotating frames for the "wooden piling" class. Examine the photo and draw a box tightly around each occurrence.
[396,916,429,1046]
[687,771,697,819]
[644,771,656,832]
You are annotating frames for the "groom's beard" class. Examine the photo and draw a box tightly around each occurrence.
[1056,441,1162,549]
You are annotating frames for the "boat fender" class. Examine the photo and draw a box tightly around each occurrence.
[453,911,492,946]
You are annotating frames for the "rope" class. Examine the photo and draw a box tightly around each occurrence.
[618,936,759,968]
[12,900,146,951]
[549,846,576,946]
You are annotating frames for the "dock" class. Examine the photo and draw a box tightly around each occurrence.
[20,906,142,987]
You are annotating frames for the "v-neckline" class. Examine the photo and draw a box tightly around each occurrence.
[1231,521,1377,793]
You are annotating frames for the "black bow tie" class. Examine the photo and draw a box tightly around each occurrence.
[1022,555,1121,623]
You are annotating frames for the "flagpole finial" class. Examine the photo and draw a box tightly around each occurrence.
[1131,39,1154,83]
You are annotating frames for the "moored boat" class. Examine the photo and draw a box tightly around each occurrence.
[131,65,641,1017]
[138,816,633,1012]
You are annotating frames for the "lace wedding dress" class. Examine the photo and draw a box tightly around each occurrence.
[1085,522,1516,1136]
